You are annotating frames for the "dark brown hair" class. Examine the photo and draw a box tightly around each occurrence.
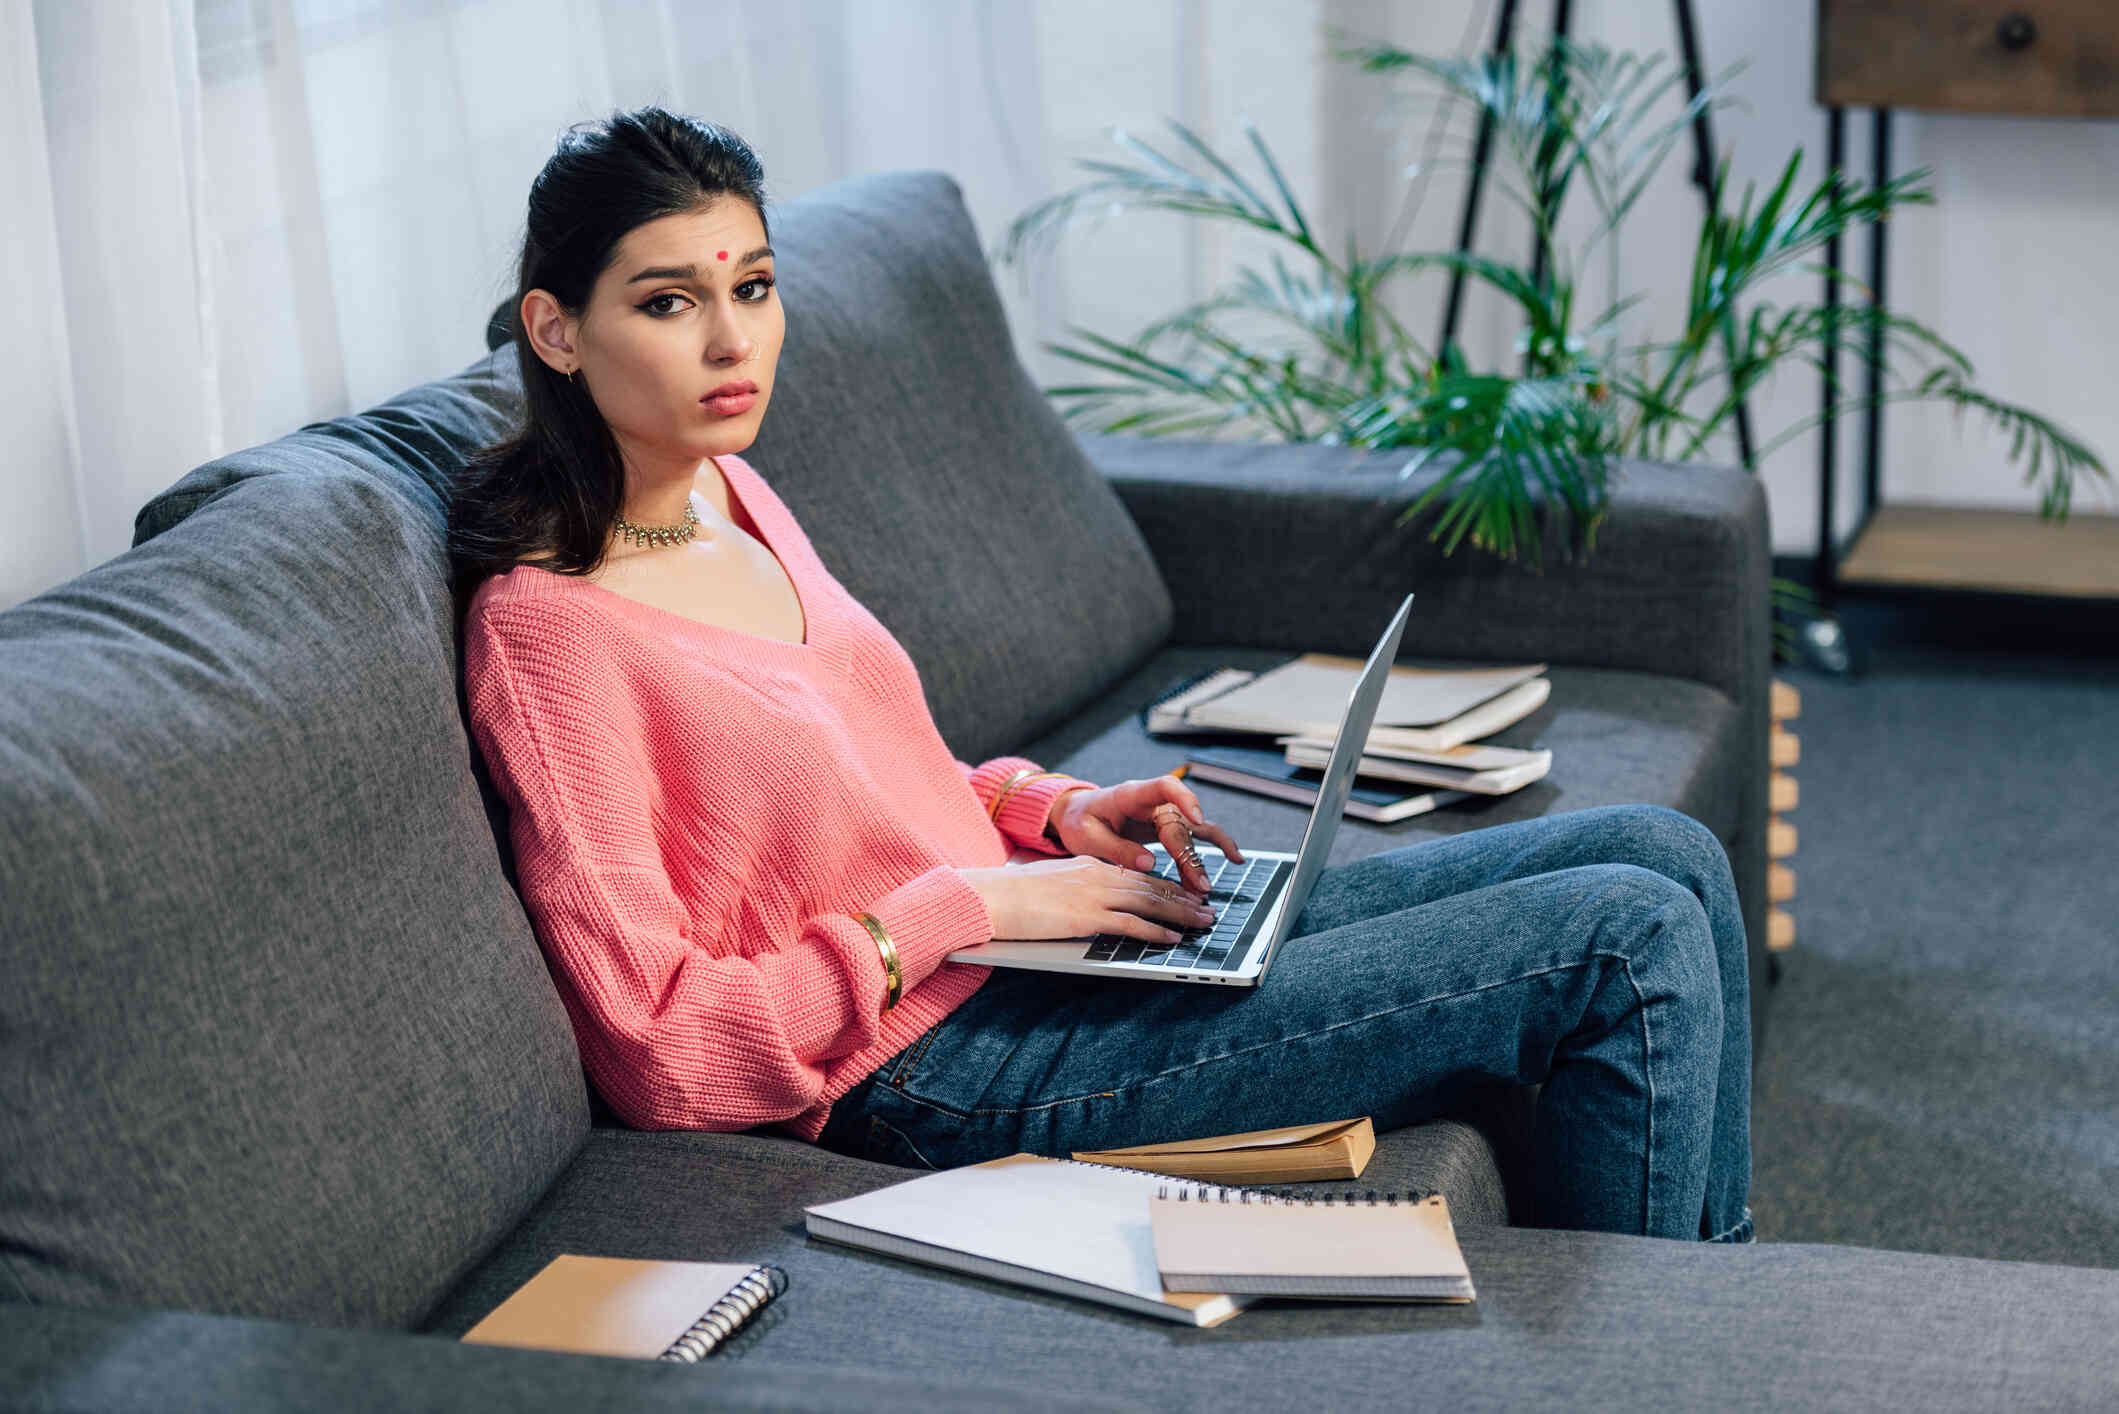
[447,106,771,623]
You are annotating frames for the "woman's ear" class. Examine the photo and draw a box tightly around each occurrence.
[520,289,578,375]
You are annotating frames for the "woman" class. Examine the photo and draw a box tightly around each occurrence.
[450,106,1753,1243]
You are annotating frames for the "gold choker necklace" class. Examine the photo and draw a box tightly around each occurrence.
[613,498,701,549]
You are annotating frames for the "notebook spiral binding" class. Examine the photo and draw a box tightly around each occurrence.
[1138,666,1253,734]
[1057,1155,1432,1204]
[1154,1182,1439,1206]
[657,1264,790,1363]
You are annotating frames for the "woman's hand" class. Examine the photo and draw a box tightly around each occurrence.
[1045,775,1244,895]
[955,857,1220,945]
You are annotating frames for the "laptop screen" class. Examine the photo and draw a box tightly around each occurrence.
[1271,593,1415,940]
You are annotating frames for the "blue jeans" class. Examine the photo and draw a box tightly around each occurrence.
[816,804,1754,1243]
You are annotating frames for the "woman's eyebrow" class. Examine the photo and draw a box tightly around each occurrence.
[625,247,774,284]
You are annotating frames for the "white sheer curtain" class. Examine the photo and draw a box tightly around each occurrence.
[3,0,1080,610]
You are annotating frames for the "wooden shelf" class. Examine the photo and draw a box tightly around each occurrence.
[1818,0,2119,118]
[1838,505,2119,599]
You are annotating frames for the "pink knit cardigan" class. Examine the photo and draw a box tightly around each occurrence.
[461,452,1094,1141]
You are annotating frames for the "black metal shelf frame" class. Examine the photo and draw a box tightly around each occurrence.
[1815,105,1893,615]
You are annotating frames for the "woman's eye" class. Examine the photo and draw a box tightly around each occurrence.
[642,278,772,316]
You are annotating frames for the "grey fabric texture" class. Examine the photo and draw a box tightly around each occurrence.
[1080,432,1768,703]
[0,1303,1140,1414]
[725,171,1174,761]
[1087,435,1776,1061]
[485,170,1176,763]
[1027,649,1745,856]
[0,467,589,1327]
[416,1128,2119,1412]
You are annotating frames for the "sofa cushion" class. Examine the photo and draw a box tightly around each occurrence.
[483,168,1176,763]
[1020,645,1747,861]
[419,1127,2119,1411]
[0,467,588,1327]
[419,1116,1521,1343]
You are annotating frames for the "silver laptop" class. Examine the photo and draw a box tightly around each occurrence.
[946,593,1415,988]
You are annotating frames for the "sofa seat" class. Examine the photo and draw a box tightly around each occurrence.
[1024,648,1747,863]
[419,1127,2119,1411]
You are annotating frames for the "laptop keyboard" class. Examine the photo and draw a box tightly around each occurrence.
[1081,852,1285,974]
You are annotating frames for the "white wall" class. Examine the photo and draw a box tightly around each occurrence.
[16,0,2111,608]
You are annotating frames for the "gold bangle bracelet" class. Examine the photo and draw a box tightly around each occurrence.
[853,912,902,1012]
[985,767,1047,821]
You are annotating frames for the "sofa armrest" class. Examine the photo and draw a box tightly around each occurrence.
[1077,432,1770,712]
[1081,431,1778,1057]
[0,1301,1140,1413]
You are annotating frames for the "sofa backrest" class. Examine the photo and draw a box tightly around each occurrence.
[488,168,1175,760]
[0,428,589,1328]
[0,164,1170,1329]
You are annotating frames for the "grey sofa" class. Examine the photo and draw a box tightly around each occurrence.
[6,169,2116,1411]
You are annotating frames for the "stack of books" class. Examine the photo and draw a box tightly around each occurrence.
[802,1119,1475,1327]
[1145,655,1553,822]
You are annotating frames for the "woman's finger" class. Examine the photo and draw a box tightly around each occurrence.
[1106,877,1217,935]
[1187,818,1245,864]
[1149,801,1214,895]
[1154,772,1243,871]
[1083,816,1159,873]
[1155,773,1208,826]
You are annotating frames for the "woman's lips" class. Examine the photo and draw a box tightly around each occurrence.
[701,390,757,416]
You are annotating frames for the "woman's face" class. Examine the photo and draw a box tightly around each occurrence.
[540,198,783,472]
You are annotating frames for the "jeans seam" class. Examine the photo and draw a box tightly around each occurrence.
[888,1020,944,1087]
[889,954,1627,1121]
[1707,1207,1753,1242]
[1622,951,1657,1239]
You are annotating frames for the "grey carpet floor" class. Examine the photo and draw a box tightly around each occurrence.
[1752,592,2119,1270]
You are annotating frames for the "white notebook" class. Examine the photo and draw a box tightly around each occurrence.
[1151,1187,1476,1302]
[804,1154,1252,1327]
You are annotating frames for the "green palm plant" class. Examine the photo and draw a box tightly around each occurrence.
[993,38,2106,658]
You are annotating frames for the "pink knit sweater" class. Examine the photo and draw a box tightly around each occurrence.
[461,451,1095,1142]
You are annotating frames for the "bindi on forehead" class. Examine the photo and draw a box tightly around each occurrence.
[717,250,727,260]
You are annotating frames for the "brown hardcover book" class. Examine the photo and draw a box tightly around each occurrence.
[1072,1117,1376,1184]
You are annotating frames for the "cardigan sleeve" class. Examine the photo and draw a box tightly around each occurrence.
[464,607,993,1132]
[957,757,1096,857]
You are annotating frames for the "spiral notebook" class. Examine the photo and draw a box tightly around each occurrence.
[1151,1184,1475,1302]
[804,1153,1252,1327]
[461,1255,788,1362]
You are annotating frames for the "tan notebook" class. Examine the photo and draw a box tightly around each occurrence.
[1151,1187,1475,1302]
[1072,1118,1376,1184]
[461,1255,786,1361]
